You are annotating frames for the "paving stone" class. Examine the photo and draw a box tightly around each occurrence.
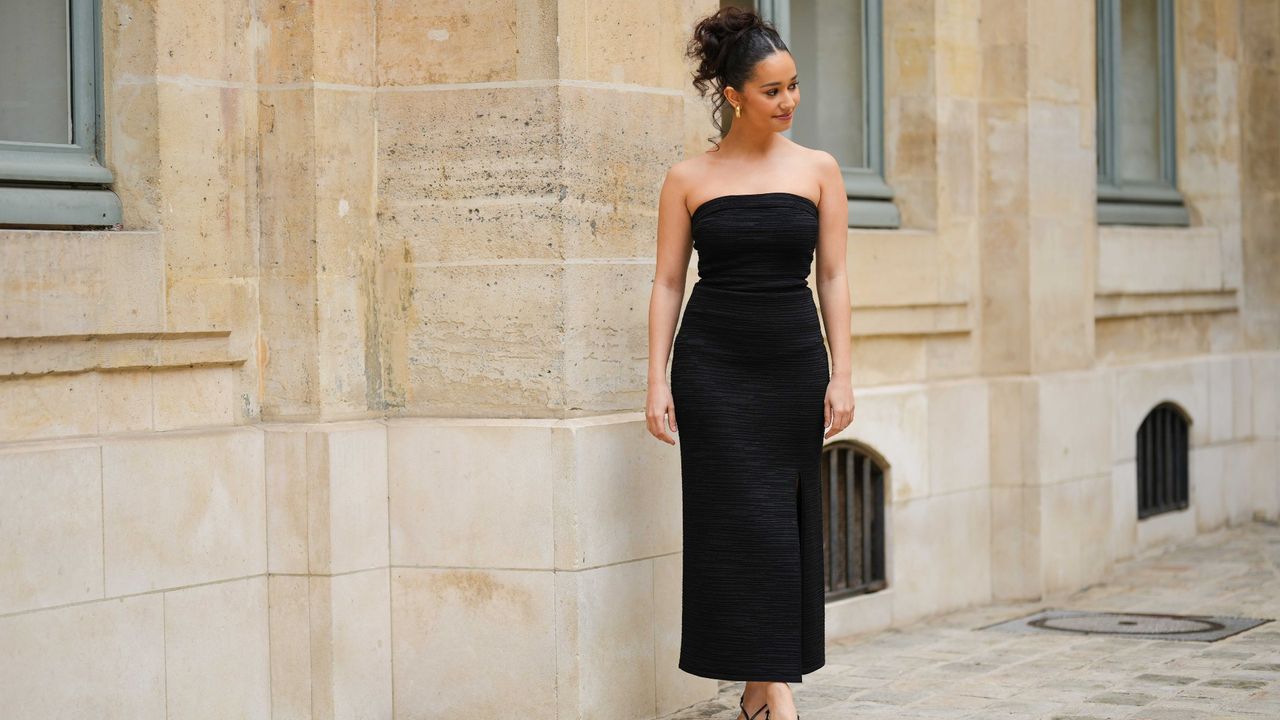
[1220,698,1280,716]
[1197,676,1268,690]
[1170,685,1243,703]
[1048,704,1134,720]
[1085,690,1157,706]
[1124,703,1219,719]
[1133,673,1200,686]
[1009,687,1091,705]
[1195,649,1256,660]
[909,692,992,711]
[659,523,1280,720]
[946,679,1026,700]
[851,687,929,705]
[937,660,1003,674]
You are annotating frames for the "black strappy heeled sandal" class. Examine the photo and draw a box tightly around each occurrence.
[737,690,769,720]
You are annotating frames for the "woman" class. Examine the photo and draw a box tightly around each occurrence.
[645,7,855,720]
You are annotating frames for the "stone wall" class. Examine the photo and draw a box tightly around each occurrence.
[0,0,1276,718]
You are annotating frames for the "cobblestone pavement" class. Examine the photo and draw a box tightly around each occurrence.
[662,520,1280,720]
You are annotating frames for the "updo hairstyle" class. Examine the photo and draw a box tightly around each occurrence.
[685,6,790,149]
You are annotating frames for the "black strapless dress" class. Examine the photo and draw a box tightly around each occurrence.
[670,191,829,682]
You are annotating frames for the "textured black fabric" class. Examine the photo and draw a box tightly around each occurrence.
[670,191,829,682]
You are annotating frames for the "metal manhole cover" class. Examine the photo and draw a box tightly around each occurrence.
[978,608,1273,642]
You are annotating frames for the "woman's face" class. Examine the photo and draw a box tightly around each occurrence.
[729,51,799,129]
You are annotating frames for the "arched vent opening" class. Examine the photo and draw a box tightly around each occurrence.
[821,441,887,600]
[1136,401,1191,519]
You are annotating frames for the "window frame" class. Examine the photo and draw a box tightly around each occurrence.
[1095,0,1188,226]
[758,0,900,229]
[0,0,122,227]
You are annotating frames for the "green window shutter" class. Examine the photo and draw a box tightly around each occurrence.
[727,0,900,228]
[0,0,122,227]
[1096,0,1188,226]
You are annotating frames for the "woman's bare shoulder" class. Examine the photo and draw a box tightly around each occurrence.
[783,139,833,168]
[663,156,709,209]
[666,154,711,181]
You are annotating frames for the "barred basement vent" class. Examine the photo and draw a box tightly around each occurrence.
[1137,401,1191,519]
[820,442,887,601]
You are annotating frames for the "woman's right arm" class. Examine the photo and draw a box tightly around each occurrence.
[646,166,694,445]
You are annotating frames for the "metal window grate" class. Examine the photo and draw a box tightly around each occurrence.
[820,442,886,601]
[1137,401,1190,519]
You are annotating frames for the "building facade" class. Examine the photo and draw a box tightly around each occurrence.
[0,0,1276,718]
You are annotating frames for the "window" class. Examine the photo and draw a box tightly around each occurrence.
[1096,0,1188,225]
[820,441,887,600]
[720,0,899,228]
[1136,402,1190,519]
[0,0,121,226]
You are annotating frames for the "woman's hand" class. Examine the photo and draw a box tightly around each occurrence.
[823,375,855,439]
[646,381,678,445]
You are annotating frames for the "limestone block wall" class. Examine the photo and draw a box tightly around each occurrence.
[0,5,262,701]
[1239,0,1280,349]
[821,380,995,637]
[851,0,977,385]
[1110,355,1280,556]
[384,417,692,717]
[376,30,689,417]
[1,0,1278,718]
[0,0,385,716]
[1095,0,1246,361]
[263,422,393,719]
[0,428,268,716]
[827,353,1279,633]
[102,0,261,416]
[255,0,382,421]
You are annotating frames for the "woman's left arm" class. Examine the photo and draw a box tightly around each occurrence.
[812,150,855,438]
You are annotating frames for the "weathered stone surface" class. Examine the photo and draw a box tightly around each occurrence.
[0,2,1277,718]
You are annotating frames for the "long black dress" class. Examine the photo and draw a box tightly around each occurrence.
[670,191,829,682]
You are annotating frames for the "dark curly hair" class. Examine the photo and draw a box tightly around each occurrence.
[685,6,790,150]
